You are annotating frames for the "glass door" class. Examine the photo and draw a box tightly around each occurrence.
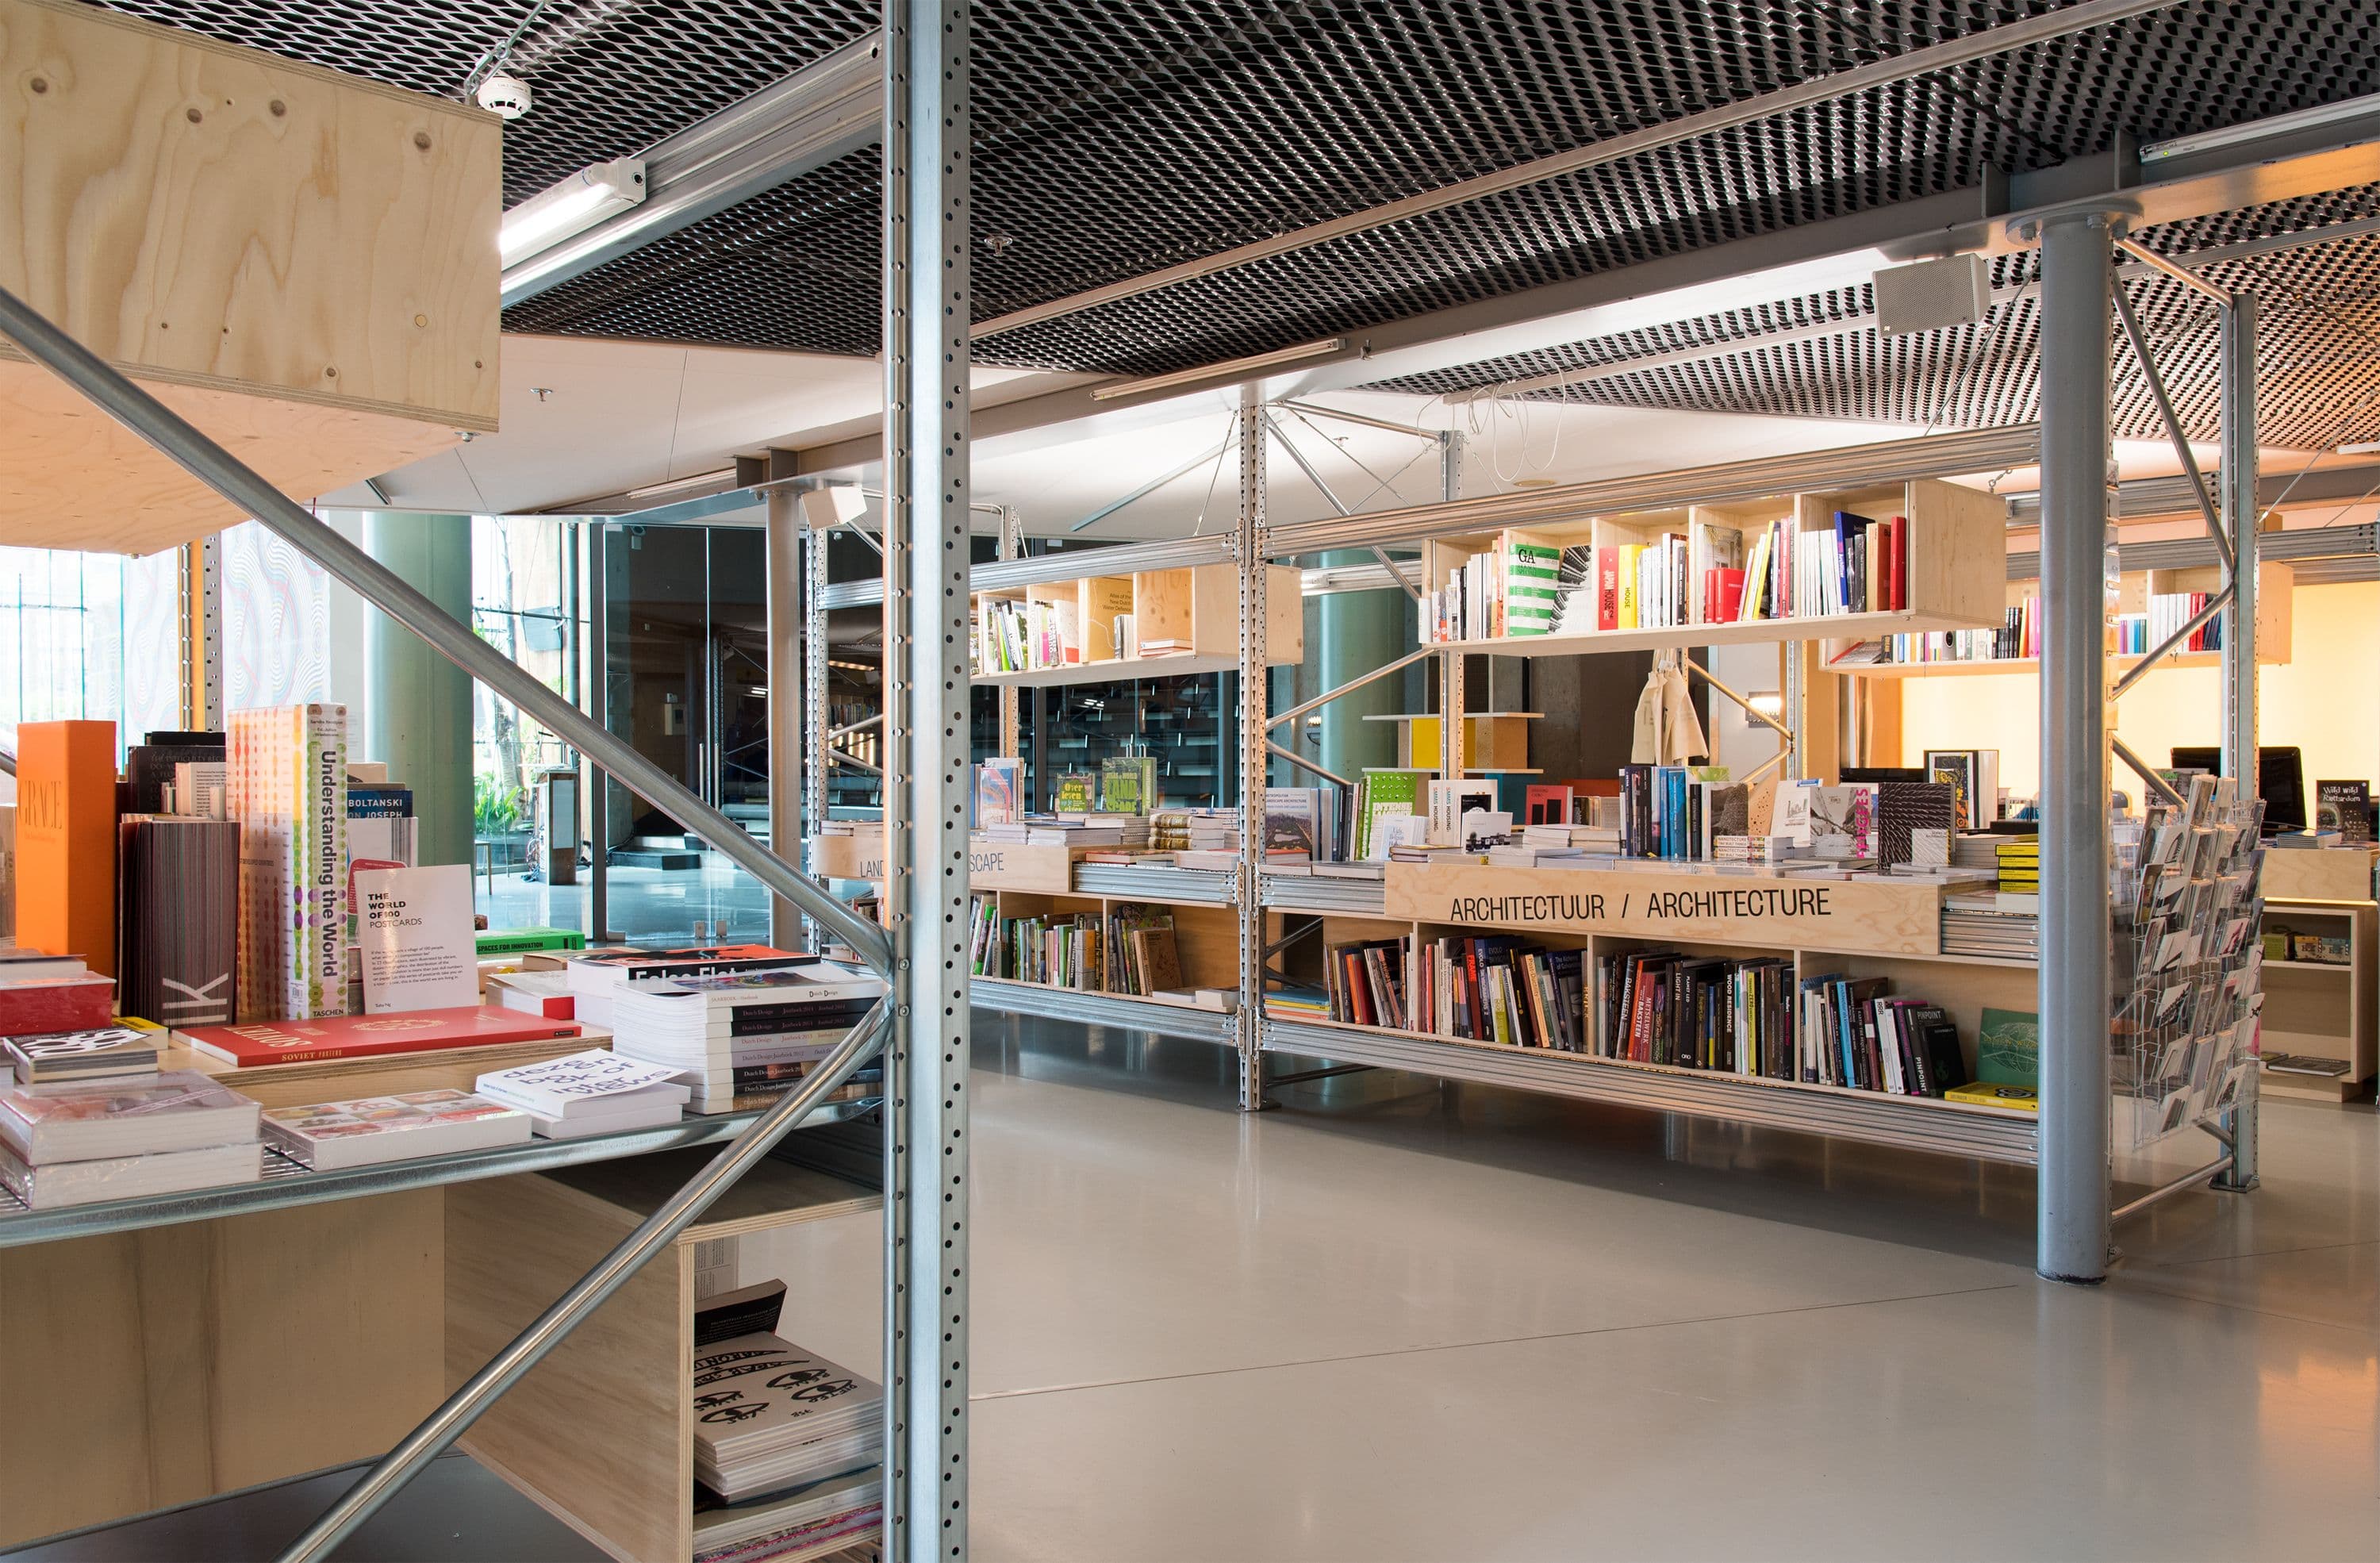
[601,523,772,943]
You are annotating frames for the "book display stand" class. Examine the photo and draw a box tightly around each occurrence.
[802,273,2274,1289]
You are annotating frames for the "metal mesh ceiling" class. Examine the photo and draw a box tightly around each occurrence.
[79,0,2380,447]
[1368,187,2380,451]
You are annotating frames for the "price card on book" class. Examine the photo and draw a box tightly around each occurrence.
[477,1050,685,1112]
[355,863,482,1012]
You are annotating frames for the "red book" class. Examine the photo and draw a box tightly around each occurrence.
[1887,517,1907,611]
[1525,785,1570,825]
[1713,568,1745,624]
[0,975,117,1039]
[177,1006,582,1067]
[1595,547,1619,630]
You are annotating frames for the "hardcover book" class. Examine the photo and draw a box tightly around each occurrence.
[0,1139,261,1208]
[261,1088,532,1170]
[114,815,239,1031]
[15,720,120,977]
[6,1027,159,1085]
[2315,780,2372,845]
[125,732,226,815]
[0,1069,260,1162]
[1976,1007,2040,1088]
[0,974,117,1039]
[178,1006,582,1068]
[1875,782,1957,869]
[230,704,350,1020]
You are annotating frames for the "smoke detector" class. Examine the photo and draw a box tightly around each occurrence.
[477,73,532,120]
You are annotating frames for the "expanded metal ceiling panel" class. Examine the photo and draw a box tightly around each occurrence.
[1370,186,2380,452]
[78,0,2380,462]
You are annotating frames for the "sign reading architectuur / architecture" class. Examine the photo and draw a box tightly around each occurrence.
[1383,862,1943,955]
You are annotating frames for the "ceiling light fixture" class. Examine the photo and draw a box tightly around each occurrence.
[2334,440,2380,456]
[499,157,647,267]
[1088,338,1347,401]
[2140,91,2380,165]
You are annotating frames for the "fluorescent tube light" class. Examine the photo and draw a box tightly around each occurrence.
[500,158,647,267]
[2334,440,2380,457]
[2140,93,2380,164]
[1088,338,1348,401]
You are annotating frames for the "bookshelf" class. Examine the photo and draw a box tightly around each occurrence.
[1417,477,2005,658]
[447,1147,879,1562]
[1829,560,2297,676]
[2257,897,2377,1103]
[1362,711,1541,771]
[973,563,1304,688]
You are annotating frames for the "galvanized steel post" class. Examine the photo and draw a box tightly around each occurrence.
[880,0,973,1552]
[2215,292,2263,1192]
[1238,384,1269,1110]
[2031,206,2123,1283]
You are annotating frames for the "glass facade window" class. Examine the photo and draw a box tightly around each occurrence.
[0,544,178,762]
[221,520,331,711]
[471,516,576,846]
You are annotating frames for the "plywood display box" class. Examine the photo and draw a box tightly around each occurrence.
[0,0,501,555]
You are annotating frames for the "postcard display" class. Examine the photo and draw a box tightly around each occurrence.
[2110,778,2265,1146]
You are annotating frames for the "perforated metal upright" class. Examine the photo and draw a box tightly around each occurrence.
[1236,384,1270,1110]
[2215,293,2263,1192]
[879,0,973,1552]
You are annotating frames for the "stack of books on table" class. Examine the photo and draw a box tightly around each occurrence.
[1524,822,1621,853]
[562,945,814,1027]
[1263,984,1330,1020]
[971,820,1032,845]
[5,1024,159,1085]
[1046,812,1150,849]
[693,1467,883,1563]
[0,954,117,1038]
[1485,843,1583,868]
[475,1049,693,1137]
[1994,836,2040,901]
[692,1331,882,1507]
[1941,893,2040,960]
[1952,831,2010,873]
[0,1066,262,1208]
[176,1004,582,1067]
[610,966,886,1114]
[262,1088,532,1168]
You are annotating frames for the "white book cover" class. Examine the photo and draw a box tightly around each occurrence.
[1426,780,1496,846]
[0,1138,260,1208]
[0,1070,260,1162]
[476,1048,693,1118]
[354,864,481,1013]
[1773,781,1818,846]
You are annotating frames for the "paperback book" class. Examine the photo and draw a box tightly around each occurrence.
[0,1070,261,1162]
[6,1027,159,1085]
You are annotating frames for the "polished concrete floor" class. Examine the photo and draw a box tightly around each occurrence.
[58,1015,2369,1559]
[770,1016,2379,1563]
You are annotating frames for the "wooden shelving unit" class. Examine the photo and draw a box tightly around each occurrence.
[973,562,1303,687]
[2259,891,2378,1104]
[1417,476,2006,659]
[1827,560,2297,677]
[1362,711,1541,770]
[447,1149,880,1562]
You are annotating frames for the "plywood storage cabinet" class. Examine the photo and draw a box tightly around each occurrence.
[0,0,501,554]
[446,1149,879,1561]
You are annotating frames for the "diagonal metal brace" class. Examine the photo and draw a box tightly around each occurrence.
[0,280,892,974]
[2113,287,2233,574]
[2110,585,2232,700]
[278,1002,892,1561]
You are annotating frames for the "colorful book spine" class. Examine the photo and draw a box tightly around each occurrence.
[230,704,350,1021]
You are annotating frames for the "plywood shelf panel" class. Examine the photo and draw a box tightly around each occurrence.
[0,0,501,555]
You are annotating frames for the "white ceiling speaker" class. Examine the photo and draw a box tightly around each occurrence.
[477,72,532,120]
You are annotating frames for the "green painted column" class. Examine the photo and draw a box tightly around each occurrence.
[1315,550,1411,780]
[363,513,474,868]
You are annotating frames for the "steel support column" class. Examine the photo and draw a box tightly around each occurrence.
[1237,384,1269,1111]
[178,534,221,730]
[2033,208,2121,1285]
[1438,432,1463,780]
[582,521,616,940]
[2216,292,2263,1192]
[879,1,972,1552]
[767,488,806,947]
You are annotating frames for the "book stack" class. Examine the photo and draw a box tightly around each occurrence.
[1173,807,1240,869]
[229,704,350,1020]
[0,1070,262,1208]
[488,969,575,1018]
[0,955,117,1038]
[608,967,885,1115]
[477,1048,695,1133]
[693,1468,882,1563]
[1940,893,2040,959]
[262,1088,532,1169]
[562,945,813,1027]
[691,1332,881,1504]
[1617,764,1756,861]
[124,729,226,814]
[115,815,240,1030]
[972,595,1079,673]
[1995,837,2040,900]
[1262,982,1330,1020]
[1032,815,1150,850]
[1149,810,1192,852]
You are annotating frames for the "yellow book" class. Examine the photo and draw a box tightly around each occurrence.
[1617,544,1641,628]
[1945,1081,2038,1112]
